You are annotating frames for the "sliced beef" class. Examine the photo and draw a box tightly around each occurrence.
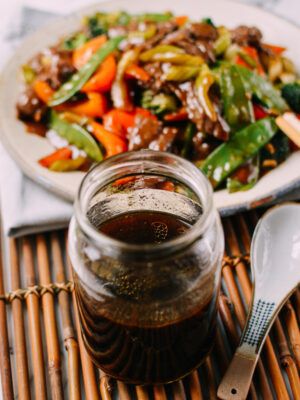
[149,127,178,151]
[192,132,220,160]
[17,87,46,121]
[169,82,229,140]
[231,25,262,47]
[142,62,165,92]
[29,48,76,89]
[128,114,161,150]
[140,21,178,51]
[189,23,218,41]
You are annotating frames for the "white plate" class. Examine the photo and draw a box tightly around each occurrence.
[1,0,300,215]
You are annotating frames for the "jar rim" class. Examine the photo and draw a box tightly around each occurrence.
[74,150,215,260]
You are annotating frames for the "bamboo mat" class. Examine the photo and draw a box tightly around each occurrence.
[0,210,299,400]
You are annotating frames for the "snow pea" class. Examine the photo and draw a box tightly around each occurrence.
[201,117,277,188]
[49,157,86,172]
[140,45,204,65]
[220,64,254,131]
[49,111,102,162]
[181,123,196,158]
[236,65,288,113]
[162,65,201,81]
[48,36,124,106]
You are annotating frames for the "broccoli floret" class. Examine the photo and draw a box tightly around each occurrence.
[141,90,178,114]
[85,12,131,37]
[281,82,300,113]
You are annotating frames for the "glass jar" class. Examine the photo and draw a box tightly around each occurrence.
[68,150,224,385]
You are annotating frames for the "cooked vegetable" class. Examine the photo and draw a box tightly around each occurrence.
[201,118,278,187]
[103,109,135,137]
[111,49,139,110]
[81,55,117,92]
[162,65,201,81]
[214,27,231,56]
[49,111,102,161]
[220,65,254,131]
[17,10,299,191]
[33,80,55,103]
[195,65,217,121]
[39,147,72,168]
[140,46,204,65]
[181,123,196,157]
[22,65,36,84]
[59,92,107,118]
[49,156,86,171]
[49,36,124,106]
[141,90,178,114]
[125,64,150,82]
[226,156,259,193]
[237,65,288,113]
[72,35,107,69]
[281,82,300,113]
[62,33,88,51]
[89,120,127,157]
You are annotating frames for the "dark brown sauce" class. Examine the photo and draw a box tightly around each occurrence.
[75,211,218,384]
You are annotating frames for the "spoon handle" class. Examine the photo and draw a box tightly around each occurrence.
[218,298,276,400]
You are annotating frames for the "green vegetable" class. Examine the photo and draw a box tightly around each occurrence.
[61,33,88,50]
[236,65,288,113]
[237,51,257,68]
[85,12,131,36]
[128,25,156,41]
[22,65,36,84]
[195,65,217,121]
[261,131,290,164]
[281,82,300,113]
[49,111,102,162]
[136,12,173,22]
[220,65,254,131]
[214,27,231,56]
[48,36,124,106]
[111,48,140,109]
[162,65,200,81]
[226,155,259,193]
[49,157,86,172]
[181,123,196,158]
[141,90,178,114]
[201,118,277,188]
[201,17,215,27]
[140,45,204,65]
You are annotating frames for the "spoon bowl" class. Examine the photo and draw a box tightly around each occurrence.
[218,203,300,400]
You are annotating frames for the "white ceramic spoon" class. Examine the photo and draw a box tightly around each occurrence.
[218,203,300,400]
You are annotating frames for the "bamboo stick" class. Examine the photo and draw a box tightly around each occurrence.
[0,233,14,400]
[135,385,150,400]
[117,381,131,400]
[22,237,47,399]
[274,319,300,399]
[172,380,186,400]
[9,239,30,400]
[99,371,113,400]
[188,370,203,400]
[284,301,300,370]
[153,385,167,400]
[36,235,63,400]
[203,357,217,400]
[66,249,100,400]
[51,233,80,400]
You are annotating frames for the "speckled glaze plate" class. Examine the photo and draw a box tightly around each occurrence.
[1,0,300,214]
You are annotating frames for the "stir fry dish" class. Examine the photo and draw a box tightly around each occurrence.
[16,11,300,192]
